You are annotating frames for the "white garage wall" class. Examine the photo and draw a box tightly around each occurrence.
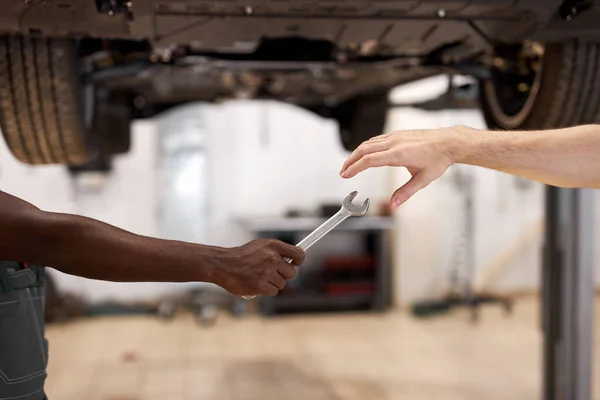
[0,120,175,302]
[386,107,545,304]
[203,100,390,247]
[0,100,389,302]
[386,75,598,304]
[0,75,597,304]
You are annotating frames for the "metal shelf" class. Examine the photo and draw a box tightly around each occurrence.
[238,216,394,232]
[243,216,393,316]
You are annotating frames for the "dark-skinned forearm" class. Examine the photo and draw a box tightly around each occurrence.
[36,212,227,282]
[0,191,226,283]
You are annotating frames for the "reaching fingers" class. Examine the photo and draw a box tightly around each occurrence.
[341,150,396,179]
[389,172,433,209]
[368,132,391,142]
[340,139,391,176]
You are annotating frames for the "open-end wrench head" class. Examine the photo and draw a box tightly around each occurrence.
[348,190,358,202]
[342,191,370,216]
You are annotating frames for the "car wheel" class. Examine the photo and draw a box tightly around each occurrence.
[333,91,389,152]
[480,41,600,130]
[0,36,94,165]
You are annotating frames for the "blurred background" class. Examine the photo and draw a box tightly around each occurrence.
[0,75,598,400]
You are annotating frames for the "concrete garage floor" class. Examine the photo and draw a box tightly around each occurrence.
[44,297,600,400]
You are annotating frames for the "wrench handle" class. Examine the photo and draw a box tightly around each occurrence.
[294,210,349,252]
[242,210,349,300]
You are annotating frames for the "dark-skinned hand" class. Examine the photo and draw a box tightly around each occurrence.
[214,239,305,297]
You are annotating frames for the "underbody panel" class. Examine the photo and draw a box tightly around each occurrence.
[0,1,573,51]
[0,0,597,108]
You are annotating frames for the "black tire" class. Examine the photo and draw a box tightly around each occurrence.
[333,91,389,151]
[480,41,600,130]
[0,36,93,165]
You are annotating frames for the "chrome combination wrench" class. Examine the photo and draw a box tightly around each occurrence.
[242,191,370,299]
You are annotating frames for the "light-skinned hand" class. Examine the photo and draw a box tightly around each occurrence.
[340,127,464,209]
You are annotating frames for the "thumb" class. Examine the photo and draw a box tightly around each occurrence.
[390,172,432,209]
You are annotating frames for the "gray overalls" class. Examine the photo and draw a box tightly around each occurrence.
[0,261,48,400]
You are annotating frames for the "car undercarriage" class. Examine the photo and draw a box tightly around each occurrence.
[1,0,600,164]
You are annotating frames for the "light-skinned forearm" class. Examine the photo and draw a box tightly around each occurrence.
[448,125,600,188]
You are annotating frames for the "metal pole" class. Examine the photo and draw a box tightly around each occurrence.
[542,186,595,400]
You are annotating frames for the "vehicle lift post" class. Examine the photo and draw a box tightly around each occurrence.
[542,186,595,400]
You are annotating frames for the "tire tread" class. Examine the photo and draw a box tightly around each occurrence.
[482,40,600,131]
[0,35,90,165]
